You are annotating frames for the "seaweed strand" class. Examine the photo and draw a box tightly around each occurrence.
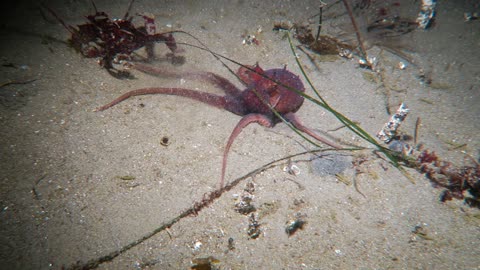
[342,0,369,66]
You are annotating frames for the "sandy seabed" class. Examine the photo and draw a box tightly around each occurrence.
[0,0,479,269]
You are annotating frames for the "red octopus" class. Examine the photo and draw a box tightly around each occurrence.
[95,62,341,188]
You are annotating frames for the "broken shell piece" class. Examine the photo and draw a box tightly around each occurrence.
[242,35,259,45]
[193,241,202,251]
[283,162,300,176]
[359,56,377,69]
[397,62,407,70]
[339,49,353,59]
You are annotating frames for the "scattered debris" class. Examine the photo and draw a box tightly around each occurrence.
[116,175,136,180]
[366,16,418,37]
[42,0,181,77]
[342,0,371,69]
[397,62,407,70]
[233,181,263,238]
[242,35,259,46]
[115,175,140,188]
[416,149,480,205]
[359,56,377,70]
[351,155,368,197]
[247,213,261,239]
[241,26,262,45]
[134,258,161,269]
[192,240,202,252]
[275,1,354,60]
[283,159,300,176]
[374,103,479,205]
[387,140,414,157]
[285,213,307,236]
[339,49,353,59]
[276,1,420,70]
[410,224,434,241]
[413,117,421,146]
[464,12,479,22]
[352,2,419,66]
[273,20,294,32]
[293,23,354,56]
[0,78,37,89]
[191,256,220,270]
[376,103,410,144]
[335,173,351,186]
[416,0,437,29]
[418,68,433,85]
[227,237,235,251]
[234,181,256,215]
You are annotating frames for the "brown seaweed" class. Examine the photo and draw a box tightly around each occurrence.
[42,0,181,77]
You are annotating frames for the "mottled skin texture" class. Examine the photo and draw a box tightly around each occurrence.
[95,63,341,188]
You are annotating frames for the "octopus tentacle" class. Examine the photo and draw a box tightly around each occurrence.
[94,87,244,114]
[131,63,244,98]
[284,112,342,149]
[220,113,274,188]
